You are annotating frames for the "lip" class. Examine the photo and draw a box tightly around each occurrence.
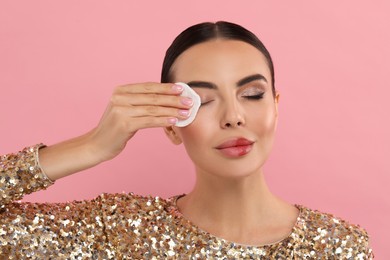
[216,137,254,149]
[215,137,255,157]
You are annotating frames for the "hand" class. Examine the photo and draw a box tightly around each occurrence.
[87,82,193,162]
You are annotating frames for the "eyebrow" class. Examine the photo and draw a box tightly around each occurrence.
[186,74,268,89]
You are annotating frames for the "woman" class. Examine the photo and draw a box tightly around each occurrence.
[0,21,373,259]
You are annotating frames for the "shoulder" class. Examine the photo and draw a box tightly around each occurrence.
[98,192,172,215]
[296,204,374,258]
[297,204,369,238]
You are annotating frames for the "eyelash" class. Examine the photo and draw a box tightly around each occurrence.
[200,93,264,106]
[243,93,265,100]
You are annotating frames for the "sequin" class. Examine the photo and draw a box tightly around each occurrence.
[0,145,374,259]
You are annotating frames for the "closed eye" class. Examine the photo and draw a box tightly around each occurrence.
[243,93,265,100]
[200,100,213,107]
[200,93,264,107]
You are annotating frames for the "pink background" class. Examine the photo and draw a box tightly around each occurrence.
[1,1,388,257]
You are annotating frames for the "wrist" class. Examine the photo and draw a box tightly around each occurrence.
[82,128,113,165]
[38,131,105,181]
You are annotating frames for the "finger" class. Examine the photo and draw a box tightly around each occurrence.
[128,116,179,130]
[115,82,183,95]
[111,93,193,109]
[113,105,190,120]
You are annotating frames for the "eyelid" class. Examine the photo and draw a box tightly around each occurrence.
[199,85,265,106]
[243,93,264,100]
[241,86,264,96]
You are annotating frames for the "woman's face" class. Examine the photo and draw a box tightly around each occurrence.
[166,39,280,179]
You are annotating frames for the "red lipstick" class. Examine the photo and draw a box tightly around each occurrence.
[215,138,254,158]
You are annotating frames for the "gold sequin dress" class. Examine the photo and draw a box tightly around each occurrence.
[0,145,374,259]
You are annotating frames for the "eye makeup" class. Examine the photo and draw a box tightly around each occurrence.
[189,79,267,107]
[243,93,265,100]
[240,84,265,99]
[198,91,265,107]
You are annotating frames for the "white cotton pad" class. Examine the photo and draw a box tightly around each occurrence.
[175,82,201,127]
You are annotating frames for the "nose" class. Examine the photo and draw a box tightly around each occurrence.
[220,100,246,129]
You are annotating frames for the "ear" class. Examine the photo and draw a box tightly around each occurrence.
[164,126,183,145]
[274,91,280,117]
[274,91,280,130]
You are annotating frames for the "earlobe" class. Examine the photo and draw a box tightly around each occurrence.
[164,126,183,145]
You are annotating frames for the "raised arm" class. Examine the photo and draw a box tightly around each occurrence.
[39,82,192,181]
[1,82,191,203]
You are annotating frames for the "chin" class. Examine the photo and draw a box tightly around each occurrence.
[202,161,265,180]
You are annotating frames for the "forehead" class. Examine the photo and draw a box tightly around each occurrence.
[170,39,271,83]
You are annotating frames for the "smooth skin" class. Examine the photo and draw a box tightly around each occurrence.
[165,39,299,246]
[39,39,299,246]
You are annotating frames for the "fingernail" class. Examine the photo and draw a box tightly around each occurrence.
[178,110,190,117]
[181,97,193,106]
[172,84,183,92]
[167,117,178,125]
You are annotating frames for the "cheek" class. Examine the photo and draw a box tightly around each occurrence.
[251,105,277,134]
[177,111,212,150]
[176,123,208,166]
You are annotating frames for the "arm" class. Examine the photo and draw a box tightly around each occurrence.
[1,82,191,209]
[0,144,53,207]
[38,131,103,181]
[35,82,192,181]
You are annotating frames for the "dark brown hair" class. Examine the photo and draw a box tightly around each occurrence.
[161,21,275,97]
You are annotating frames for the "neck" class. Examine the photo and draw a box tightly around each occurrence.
[176,167,295,244]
